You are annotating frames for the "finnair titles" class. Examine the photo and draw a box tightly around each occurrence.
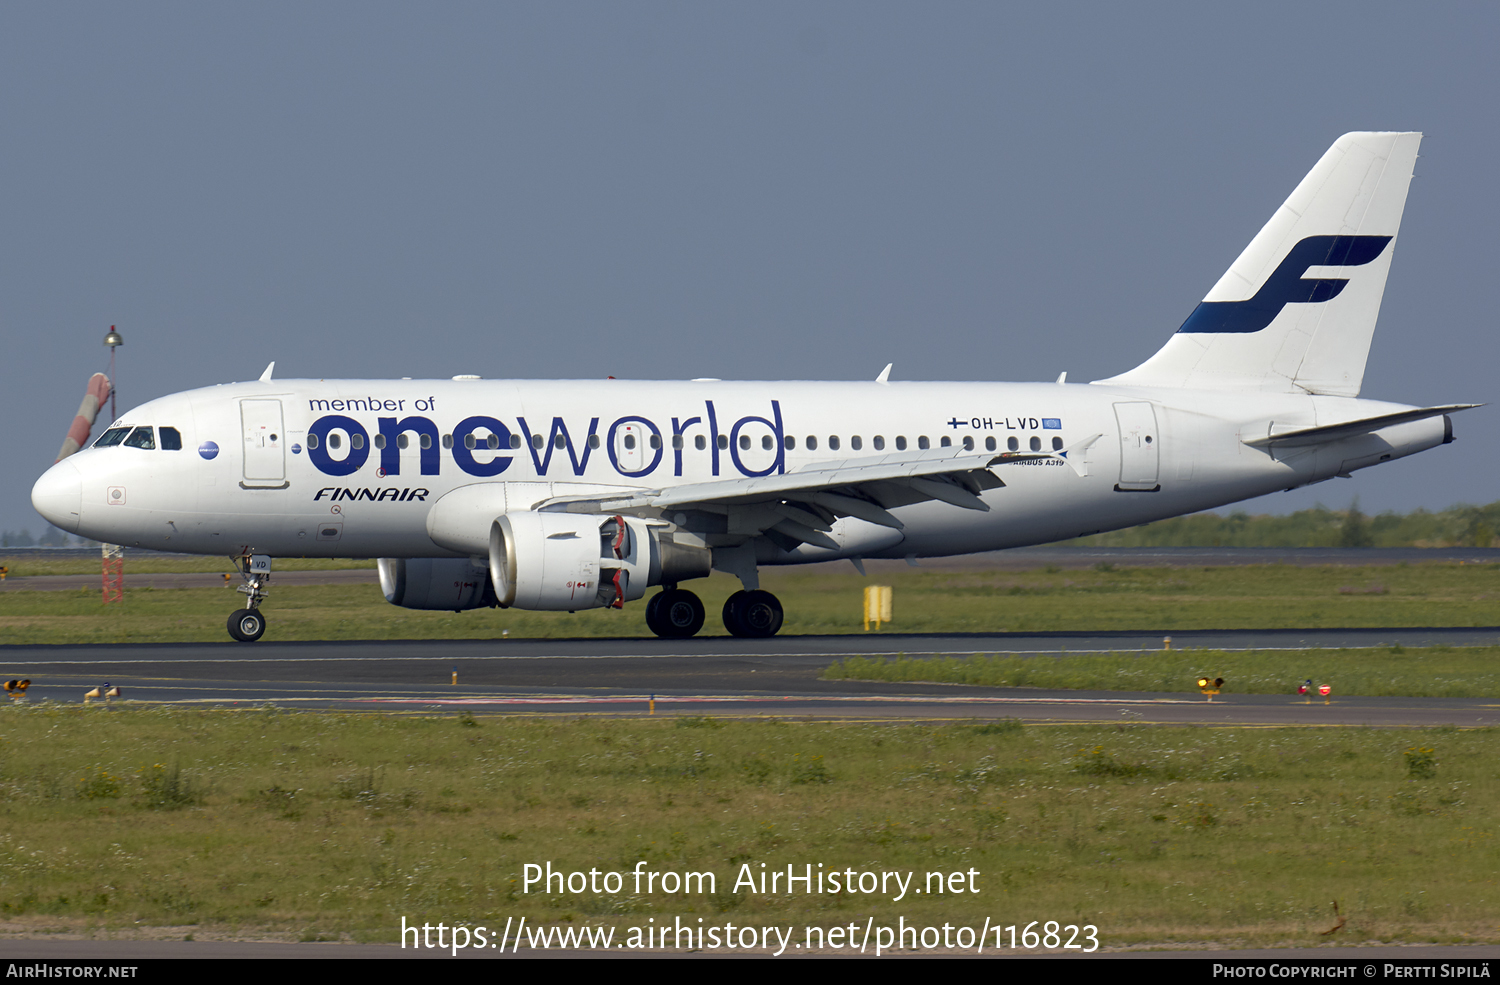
[32,132,1477,642]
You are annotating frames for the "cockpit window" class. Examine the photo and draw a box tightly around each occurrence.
[159,427,183,450]
[94,427,130,447]
[123,426,156,450]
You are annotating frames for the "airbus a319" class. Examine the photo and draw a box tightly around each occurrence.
[31,132,1475,642]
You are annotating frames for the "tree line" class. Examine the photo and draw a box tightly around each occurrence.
[1060,499,1499,549]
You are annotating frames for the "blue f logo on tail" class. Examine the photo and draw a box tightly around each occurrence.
[1177,235,1392,334]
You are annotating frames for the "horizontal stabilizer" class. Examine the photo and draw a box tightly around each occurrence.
[1243,404,1481,448]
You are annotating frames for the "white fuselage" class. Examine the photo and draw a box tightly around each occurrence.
[33,377,1448,563]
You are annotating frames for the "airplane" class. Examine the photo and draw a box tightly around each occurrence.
[31,131,1477,643]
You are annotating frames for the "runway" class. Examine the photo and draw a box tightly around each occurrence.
[4,627,1499,727]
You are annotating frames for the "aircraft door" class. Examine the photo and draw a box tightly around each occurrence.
[241,399,287,487]
[1113,401,1160,491]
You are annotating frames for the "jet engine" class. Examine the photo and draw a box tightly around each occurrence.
[377,557,497,611]
[488,511,711,611]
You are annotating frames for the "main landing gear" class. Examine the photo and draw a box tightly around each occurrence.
[644,588,707,639]
[227,554,271,642]
[721,589,783,639]
[643,587,785,639]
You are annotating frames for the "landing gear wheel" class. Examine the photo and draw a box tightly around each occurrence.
[722,589,783,638]
[647,589,706,639]
[227,608,267,643]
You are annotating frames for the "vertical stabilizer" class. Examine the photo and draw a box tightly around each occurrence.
[1096,132,1421,395]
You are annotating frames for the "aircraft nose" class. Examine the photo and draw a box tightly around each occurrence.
[32,459,83,533]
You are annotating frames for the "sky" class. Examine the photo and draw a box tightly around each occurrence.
[3,2,1495,537]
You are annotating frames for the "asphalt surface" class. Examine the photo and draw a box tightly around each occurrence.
[4,627,1499,725]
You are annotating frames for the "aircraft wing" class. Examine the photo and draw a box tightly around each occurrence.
[536,444,1091,551]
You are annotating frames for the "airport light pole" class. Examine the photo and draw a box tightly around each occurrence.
[103,325,122,422]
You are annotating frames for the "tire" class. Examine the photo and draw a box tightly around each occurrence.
[650,589,705,639]
[227,608,267,643]
[723,590,783,638]
[644,592,665,636]
[722,591,748,636]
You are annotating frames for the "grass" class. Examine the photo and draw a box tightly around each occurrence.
[0,706,1497,948]
[0,555,375,578]
[2,562,1499,644]
[826,646,1500,698]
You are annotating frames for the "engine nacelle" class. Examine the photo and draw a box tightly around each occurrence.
[488,511,711,611]
[377,557,496,611]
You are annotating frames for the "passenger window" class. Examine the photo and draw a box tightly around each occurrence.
[872,436,884,450]
[829,436,840,451]
[350,433,364,450]
[695,435,706,451]
[851,436,862,451]
[308,433,320,450]
[895,436,906,451]
[420,434,432,450]
[1030,436,1041,452]
[1052,436,1064,451]
[624,434,637,450]
[738,435,750,450]
[586,434,599,449]
[761,435,773,450]
[940,436,951,447]
[94,427,131,447]
[806,436,818,451]
[443,434,453,449]
[554,434,567,449]
[1008,436,1019,451]
[396,434,407,450]
[487,433,500,450]
[962,436,974,451]
[158,427,182,450]
[717,435,728,450]
[465,434,477,449]
[672,434,683,450]
[329,433,343,450]
[985,436,996,452]
[650,434,661,450]
[124,426,156,450]
[532,434,544,449]
[917,436,929,450]
[785,435,796,450]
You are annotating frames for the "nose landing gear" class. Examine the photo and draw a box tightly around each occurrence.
[227,608,267,642]
[227,554,272,642]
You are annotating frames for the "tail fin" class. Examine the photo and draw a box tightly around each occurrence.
[1096,132,1421,396]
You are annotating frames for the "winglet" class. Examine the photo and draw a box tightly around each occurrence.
[259,362,276,383]
[1056,371,1067,384]
[875,363,892,384]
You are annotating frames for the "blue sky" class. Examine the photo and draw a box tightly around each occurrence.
[4,2,1494,535]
